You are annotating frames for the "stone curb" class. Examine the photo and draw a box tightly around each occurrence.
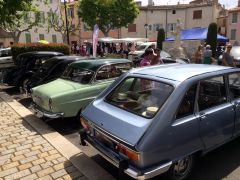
[0,91,114,180]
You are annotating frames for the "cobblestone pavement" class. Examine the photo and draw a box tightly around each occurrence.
[0,98,87,180]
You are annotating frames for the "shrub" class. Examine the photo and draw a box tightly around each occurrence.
[206,23,218,58]
[11,43,70,61]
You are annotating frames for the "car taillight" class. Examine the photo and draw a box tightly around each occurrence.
[80,117,90,132]
[49,98,53,110]
[116,143,140,161]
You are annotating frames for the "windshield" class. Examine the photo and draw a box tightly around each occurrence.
[160,51,171,58]
[136,45,147,51]
[106,77,174,118]
[231,47,240,58]
[61,66,94,84]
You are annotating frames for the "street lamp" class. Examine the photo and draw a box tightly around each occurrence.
[144,24,148,39]
[64,0,70,45]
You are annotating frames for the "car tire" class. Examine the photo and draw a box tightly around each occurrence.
[166,154,195,180]
[21,77,30,94]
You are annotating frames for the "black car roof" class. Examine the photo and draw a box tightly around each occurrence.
[18,51,64,57]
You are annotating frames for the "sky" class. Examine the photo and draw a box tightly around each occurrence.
[138,0,238,9]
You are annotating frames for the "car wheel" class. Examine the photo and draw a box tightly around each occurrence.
[166,155,195,180]
[21,77,30,94]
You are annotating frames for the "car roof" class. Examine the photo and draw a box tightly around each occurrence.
[69,58,131,71]
[131,64,233,82]
[50,56,93,61]
[18,51,64,56]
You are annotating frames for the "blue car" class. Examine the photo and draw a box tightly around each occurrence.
[80,64,240,179]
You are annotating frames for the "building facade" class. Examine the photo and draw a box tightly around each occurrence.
[18,0,63,44]
[0,0,63,47]
[228,6,240,44]
[121,0,224,40]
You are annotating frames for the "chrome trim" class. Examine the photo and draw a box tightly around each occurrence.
[85,136,172,180]
[32,104,64,119]
[92,123,135,147]
[124,161,172,180]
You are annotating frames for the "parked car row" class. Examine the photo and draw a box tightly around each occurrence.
[4,49,237,180]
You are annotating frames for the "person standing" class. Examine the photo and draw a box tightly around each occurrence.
[222,44,235,67]
[76,44,80,55]
[140,48,154,67]
[203,45,214,64]
[151,48,164,65]
[192,45,203,64]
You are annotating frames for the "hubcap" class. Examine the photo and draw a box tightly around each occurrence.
[173,156,192,178]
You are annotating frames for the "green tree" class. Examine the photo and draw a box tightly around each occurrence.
[206,22,218,57]
[47,5,81,44]
[157,28,165,50]
[0,0,34,26]
[0,6,41,43]
[78,0,139,37]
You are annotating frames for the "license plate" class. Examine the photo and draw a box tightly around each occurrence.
[95,130,114,149]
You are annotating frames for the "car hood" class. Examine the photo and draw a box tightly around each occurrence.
[32,78,85,97]
[82,99,152,146]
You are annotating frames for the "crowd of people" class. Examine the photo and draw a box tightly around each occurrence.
[192,43,235,67]
[71,42,135,58]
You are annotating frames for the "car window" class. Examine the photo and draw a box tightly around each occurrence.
[61,67,94,84]
[51,62,68,75]
[176,84,197,119]
[106,77,174,118]
[198,76,227,111]
[96,63,131,81]
[228,73,240,99]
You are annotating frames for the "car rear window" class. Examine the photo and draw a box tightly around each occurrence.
[61,66,94,84]
[106,77,174,118]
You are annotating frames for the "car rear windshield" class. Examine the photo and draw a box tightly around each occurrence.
[61,66,94,84]
[106,77,174,118]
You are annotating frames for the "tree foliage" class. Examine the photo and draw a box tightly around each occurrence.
[0,5,41,43]
[157,28,165,50]
[0,0,34,26]
[78,0,139,37]
[206,22,218,57]
[47,4,80,44]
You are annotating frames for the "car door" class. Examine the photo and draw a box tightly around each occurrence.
[228,72,240,135]
[199,75,234,149]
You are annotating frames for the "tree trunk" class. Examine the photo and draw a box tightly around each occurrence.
[12,32,21,43]
[62,33,68,44]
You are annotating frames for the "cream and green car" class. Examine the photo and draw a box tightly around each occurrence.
[32,58,132,119]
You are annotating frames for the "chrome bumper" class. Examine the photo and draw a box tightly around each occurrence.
[83,135,172,179]
[32,104,64,119]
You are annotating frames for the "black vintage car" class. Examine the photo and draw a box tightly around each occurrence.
[3,51,64,91]
[26,56,88,93]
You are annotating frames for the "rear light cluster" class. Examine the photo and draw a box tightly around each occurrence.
[116,143,140,162]
[80,117,91,132]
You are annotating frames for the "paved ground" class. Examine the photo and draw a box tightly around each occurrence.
[4,85,240,180]
[0,90,114,180]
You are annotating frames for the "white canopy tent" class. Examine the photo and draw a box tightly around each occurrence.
[98,37,148,43]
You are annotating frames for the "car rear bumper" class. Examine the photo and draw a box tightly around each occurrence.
[32,103,64,119]
[80,129,172,179]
